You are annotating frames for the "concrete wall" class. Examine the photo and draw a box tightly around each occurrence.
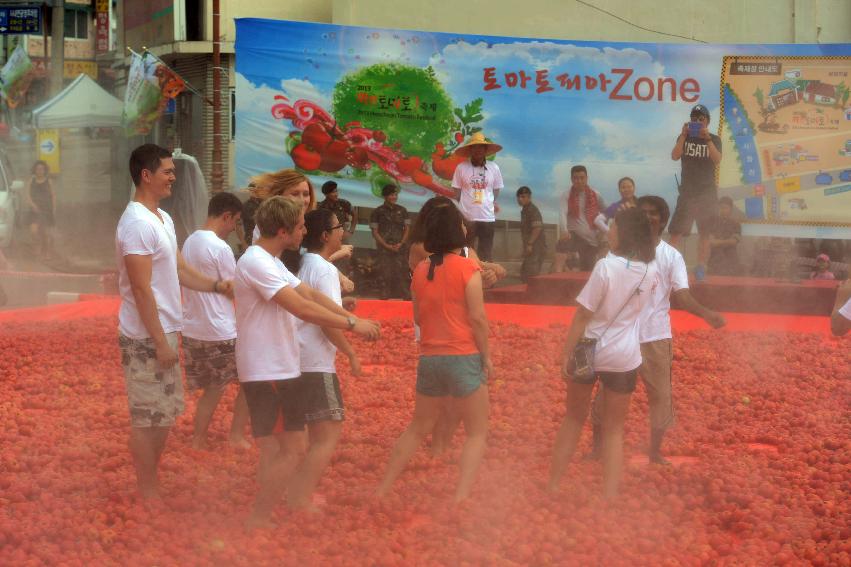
[331,0,851,44]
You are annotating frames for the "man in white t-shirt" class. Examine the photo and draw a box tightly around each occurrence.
[830,280,851,336]
[235,196,380,528]
[181,192,251,450]
[116,144,234,499]
[589,195,725,465]
[451,132,504,262]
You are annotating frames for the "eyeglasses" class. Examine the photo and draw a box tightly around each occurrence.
[327,223,345,231]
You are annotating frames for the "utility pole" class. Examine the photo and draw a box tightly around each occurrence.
[210,0,223,192]
[50,0,64,95]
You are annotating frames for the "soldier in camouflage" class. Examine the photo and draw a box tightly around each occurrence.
[370,184,411,299]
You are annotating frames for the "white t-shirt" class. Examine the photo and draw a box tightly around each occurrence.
[452,160,504,222]
[639,240,689,343]
[297,253,341,373]
[181,230,237,341]
[234,245,302,382]
[575,253,657,373]
[115,202,182,339]
[839,297,851,321]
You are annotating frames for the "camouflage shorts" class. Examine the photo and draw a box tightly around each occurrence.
[182,337,238,391]
[118,332,184,428]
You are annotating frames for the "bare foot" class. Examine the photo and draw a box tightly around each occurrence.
[649,452,672,466]
[244,513,275,530]
[228,436,252,450]
[138,484,161,500]
[191,437,209,451]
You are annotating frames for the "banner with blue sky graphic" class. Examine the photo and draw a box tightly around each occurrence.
[235,18,851,237]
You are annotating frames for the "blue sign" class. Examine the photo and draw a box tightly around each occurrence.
[0,7,41,35]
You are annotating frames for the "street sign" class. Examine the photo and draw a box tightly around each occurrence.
[0,7,41,35]
[37,129,60,174]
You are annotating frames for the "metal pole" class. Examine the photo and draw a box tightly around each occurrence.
[50,0,64,95]
[210,0,223,193]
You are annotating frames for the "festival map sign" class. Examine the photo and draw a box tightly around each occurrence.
[235,18,851,237]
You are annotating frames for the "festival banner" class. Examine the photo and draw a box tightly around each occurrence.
[235,19,851,237]
[122,51,185,136]
[0,43,35,109]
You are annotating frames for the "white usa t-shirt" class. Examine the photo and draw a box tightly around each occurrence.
[116,202,182,339]
[639,240,689,343]
[181,230,237,341]
[297,253,341,373]
[452,160,504,222]
[575,253,657,373]
[234,245,302,382]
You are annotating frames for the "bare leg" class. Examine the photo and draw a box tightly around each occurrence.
[247,431,304,528]
[129,426,170,499]
[547,382,593,493]
[192,385,226,450]
[697,233,710,268]
[601,388,632,499]
[287,420,343,510]
[228,386,251,449]
[376,394,444,497]
[454,385,489,502]
[552,252,568,273]
[29,223,41,257]
[431,402,462,456]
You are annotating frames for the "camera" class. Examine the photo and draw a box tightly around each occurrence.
[688,121,703,137]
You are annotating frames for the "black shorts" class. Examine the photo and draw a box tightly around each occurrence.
[242,375,345,436]
[241,379,300,438]
[668,190,717,236]
[572,368,638,394]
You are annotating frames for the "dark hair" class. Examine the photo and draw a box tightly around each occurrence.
[303,208,336,253]
[718,196,733,207]
[636,195,670,229]
[570,165,587,176]
[382,184,399,197]
[129,144,172,186]
[617,177,635,189]
[409,196,454,245]
[208,192,244,218]
[321,180,338,195]
[423,203,467,254]
[32,160,50,175]
[516,186,532,197]
[613,207,655,263]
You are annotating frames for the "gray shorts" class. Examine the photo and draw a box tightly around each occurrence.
[416,354,485,398]
[118,332,184,428]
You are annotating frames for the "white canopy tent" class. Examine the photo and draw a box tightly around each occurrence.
[31,74,123,129]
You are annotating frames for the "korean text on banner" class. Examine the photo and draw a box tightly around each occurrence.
[122,52,185,136]
[234,18,851,238]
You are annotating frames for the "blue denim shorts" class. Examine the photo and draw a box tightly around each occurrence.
[416,354,485,398]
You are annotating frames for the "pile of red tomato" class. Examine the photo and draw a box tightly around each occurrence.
[1,315,849,566]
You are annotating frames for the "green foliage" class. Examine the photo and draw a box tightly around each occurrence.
[332,64,456,160]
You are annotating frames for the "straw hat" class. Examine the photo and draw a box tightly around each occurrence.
[454,132,502,158]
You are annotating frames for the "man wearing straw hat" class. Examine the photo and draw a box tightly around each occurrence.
[451,132,504,262]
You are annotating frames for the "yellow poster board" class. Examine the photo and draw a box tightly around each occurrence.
[37,129,60,173]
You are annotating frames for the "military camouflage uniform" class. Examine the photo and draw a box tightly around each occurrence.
[318,198,355,231]
[118,332,184,428]
[370,202,411,299]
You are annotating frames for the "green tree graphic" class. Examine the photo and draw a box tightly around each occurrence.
[332,64,457,159]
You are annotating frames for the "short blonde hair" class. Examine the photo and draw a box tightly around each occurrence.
[249,168,316,210]
[255,195,303,238]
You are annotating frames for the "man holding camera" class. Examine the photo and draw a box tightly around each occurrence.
[668,104,722,281]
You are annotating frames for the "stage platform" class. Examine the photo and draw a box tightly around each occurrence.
[485,272,840,316]
[0,296,832,335]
